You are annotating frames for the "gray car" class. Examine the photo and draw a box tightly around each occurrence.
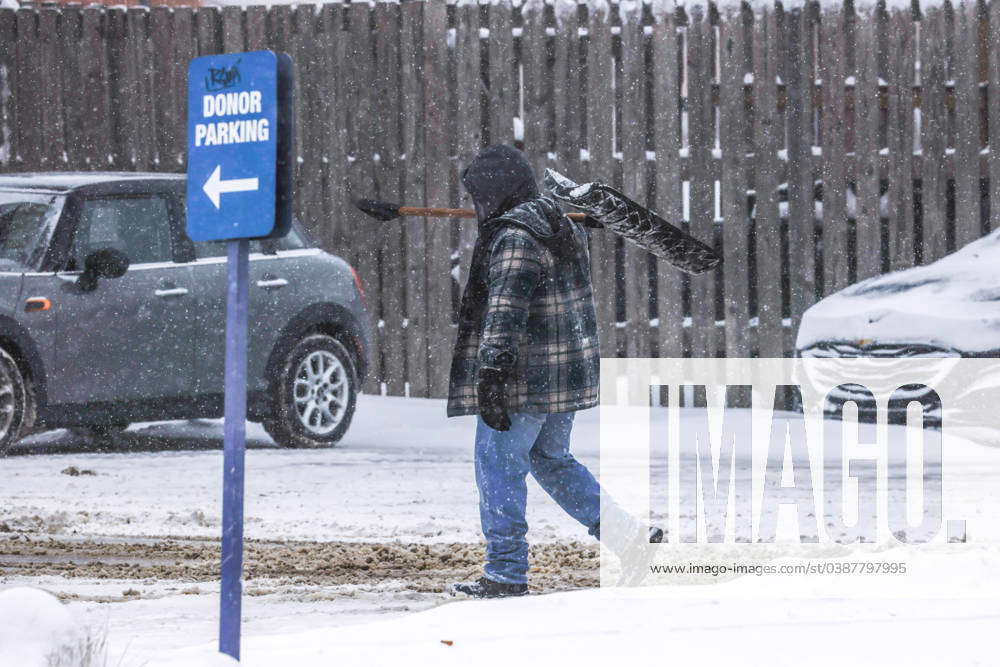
[0,172,372,454]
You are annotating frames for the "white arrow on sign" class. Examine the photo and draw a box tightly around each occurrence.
[203,165,259,209]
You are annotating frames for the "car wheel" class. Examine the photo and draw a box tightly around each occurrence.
[263,333,357,448]
[0,346,33,457]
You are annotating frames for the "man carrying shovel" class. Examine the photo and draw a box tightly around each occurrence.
[357,144,717,597]
[444,144,614,597]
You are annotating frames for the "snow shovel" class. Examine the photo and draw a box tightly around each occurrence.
[354,168,720,275]
[542,168,719,275]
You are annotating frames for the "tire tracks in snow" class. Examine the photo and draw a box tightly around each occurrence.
[0,534,599,597]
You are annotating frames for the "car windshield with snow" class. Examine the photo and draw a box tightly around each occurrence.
[0,173,372,455]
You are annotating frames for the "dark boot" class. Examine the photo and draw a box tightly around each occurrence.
[593,521,665,544]
[451,576,528,599]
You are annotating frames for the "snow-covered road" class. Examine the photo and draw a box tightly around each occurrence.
[0,395,595,544]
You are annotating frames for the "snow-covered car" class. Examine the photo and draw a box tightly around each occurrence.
[795,229,1000,423]
[0,172,372,454]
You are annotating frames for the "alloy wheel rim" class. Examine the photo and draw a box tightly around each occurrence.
[292,350,347,436]
[0,361,16,441]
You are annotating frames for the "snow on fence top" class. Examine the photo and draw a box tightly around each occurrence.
[99,0,960,9]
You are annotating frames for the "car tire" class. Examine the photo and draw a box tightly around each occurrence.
[0,346,34,457]
[263,333,357,448]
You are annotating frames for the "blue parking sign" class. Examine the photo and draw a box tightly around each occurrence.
[185,50,294,662]
[186,50,293,241]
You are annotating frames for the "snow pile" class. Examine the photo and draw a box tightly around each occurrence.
[797,228,1000,352]
[0,587,83,667]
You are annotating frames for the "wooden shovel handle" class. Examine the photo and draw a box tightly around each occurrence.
[398,205,586,221]
[398,206,477,218]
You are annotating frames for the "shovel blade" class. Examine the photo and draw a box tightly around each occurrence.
[355,198,402,222]
[544,169,720,275]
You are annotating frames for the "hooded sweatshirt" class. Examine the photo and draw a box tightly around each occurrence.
[461,144,541,225]
[447,145,600,417]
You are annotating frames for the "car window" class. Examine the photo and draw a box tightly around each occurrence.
[0,192,65,271]
[71,196,174,269]
[192,226,309,260]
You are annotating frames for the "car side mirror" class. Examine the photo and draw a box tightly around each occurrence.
[77,248,130,292]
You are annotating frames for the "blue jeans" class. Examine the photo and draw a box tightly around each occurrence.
[475,411,601,585]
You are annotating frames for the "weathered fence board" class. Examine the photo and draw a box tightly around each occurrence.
[245,4,266,49]
[14,9,41,170]
[106,9,128,167]
[783,3,816,333]
[195,6,221,55]
[853,9,881,280]
[686,5,716,358]
[887,8,916,271]
[150,7,178,171]
[651,0,683,360]
[38,8,65,169]
[953,0,982,249]
[397,1,430,397]
[753,7,782,358]
[989,0,1000,235]
[172,7,195,169]
[719,5,750,361]
[585,0,619,359]
[819,8,848,294]
[422,0,452,397]
[375,1,407,396]
[221,6,243,53]
[318,3,346,253]
[619,0,650,358]
[57,7,83,169]
[0,9,14,166]
[553,0,583,178]
[346,2,382,395]
[486,0,515,145]
[0,0,997,398]
[921,5,949,265]
[128,8,154,171]
[521,0,548,182]
[289,6,311,228]
[454,0,483,283]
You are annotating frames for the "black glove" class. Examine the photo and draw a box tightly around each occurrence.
[477,367,511,432]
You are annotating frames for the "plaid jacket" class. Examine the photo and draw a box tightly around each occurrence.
[447,198,600,416]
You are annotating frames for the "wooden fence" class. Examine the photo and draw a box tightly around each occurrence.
[1,0,998,398]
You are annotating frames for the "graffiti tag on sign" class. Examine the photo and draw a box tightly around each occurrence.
[205,61,241,92]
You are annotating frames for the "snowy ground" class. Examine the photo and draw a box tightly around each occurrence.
[0,395,600,665]
[2,394,1000,665]
[1,396,524,543]
[150,589,1000,667]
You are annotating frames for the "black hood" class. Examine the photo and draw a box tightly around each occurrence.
[460,145,539,224]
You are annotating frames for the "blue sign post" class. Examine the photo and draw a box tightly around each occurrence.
[186,50,293,661]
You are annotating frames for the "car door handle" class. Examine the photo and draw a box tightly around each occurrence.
[154,287,189,298]
[256,278,288,290]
